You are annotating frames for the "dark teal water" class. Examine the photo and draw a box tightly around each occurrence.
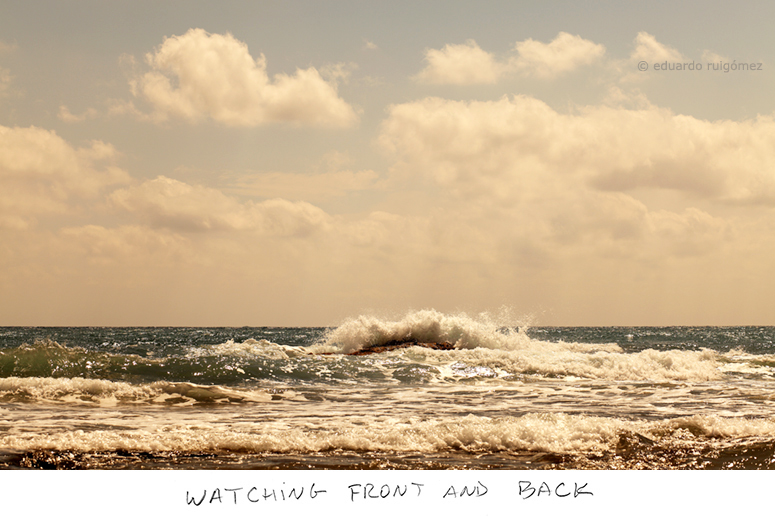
[2,325,772,384]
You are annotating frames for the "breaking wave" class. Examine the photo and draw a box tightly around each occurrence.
[0,376,275,406]
[307,310,727,382]
[312,309,620,353]
[2,313,769,386]
[2,412,774,457]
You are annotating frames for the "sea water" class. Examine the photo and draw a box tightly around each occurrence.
[1,310,774,469]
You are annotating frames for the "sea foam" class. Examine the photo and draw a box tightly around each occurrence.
[311,309,619,353]
[3,412,773,456]
[0,376,273,406]
[306,310,724,382]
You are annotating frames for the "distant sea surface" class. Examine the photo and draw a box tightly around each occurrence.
[2,311,775,469]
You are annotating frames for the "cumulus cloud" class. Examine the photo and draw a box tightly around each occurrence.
[110,176,331,236]
[0,125,129,228]
[543,189,728,257]
[223,149,382,202]
[379,95,775,205]
[132,28,358,127]
[374,93,775,279]
[58,105,100,123]
[701,49,729,64]
[616,32,687,83]
[228,169,381,202]
[415,32,699,87]
[416,33,605,84]
[60,224,192,266]
[510,32,606,79]
[416,39,505,84]
[630,31,684,63]
[0,41,18,99]
[649,207,729,257]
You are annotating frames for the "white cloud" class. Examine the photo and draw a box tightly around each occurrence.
[105,98,155,122]
[416,33,605,85]
[223,149,383,201]
[630,32,684,63]
[614,32,689,84]
[61,224,192,267]
[228,169,381,202]
[58,105,100,123]
[602,85,654,110]
[380,95,775,205]
[319,62,356,85]
[414,32,696,90]
[416,39,505,85]
[0,125,129,227]
[110,176,331,236]
[510,32,606,79]
[649,207,729,257]
[374,93,775,282]
[701,49,728,64]
[133,28,358,127]
[110,176,248,231]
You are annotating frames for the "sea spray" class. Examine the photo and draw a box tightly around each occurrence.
[312,309,539,353]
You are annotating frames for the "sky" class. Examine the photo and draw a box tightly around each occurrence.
[1,0,774,326]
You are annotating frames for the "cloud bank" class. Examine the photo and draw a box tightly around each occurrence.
[110,176,331,235]
[380,95,775,205]
[3,25,774,326]
[0,125,129,229]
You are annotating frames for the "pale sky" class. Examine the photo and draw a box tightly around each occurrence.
[1,1,774,326]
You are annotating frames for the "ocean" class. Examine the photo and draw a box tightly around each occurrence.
[1,310,775,470]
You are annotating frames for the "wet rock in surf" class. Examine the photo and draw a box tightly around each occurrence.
[348,339,455,355]
[317,339,455,356]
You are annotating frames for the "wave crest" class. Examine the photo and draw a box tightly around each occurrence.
[313,309,621,354]
[0,376,273,406]
[3,412,772,456]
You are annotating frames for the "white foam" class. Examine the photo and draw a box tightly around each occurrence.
[189,338,307,359]
[361,343,723,382]
[311,309,620,354]
[655,414,775,438]
[4,412,773,455]
[291,310,734,382]
[0,376,273,406]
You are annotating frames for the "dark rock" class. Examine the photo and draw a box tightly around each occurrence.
[314,339,455,356]
[347,339,455,356]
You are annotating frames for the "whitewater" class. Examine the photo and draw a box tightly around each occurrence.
[1,310,775,469]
